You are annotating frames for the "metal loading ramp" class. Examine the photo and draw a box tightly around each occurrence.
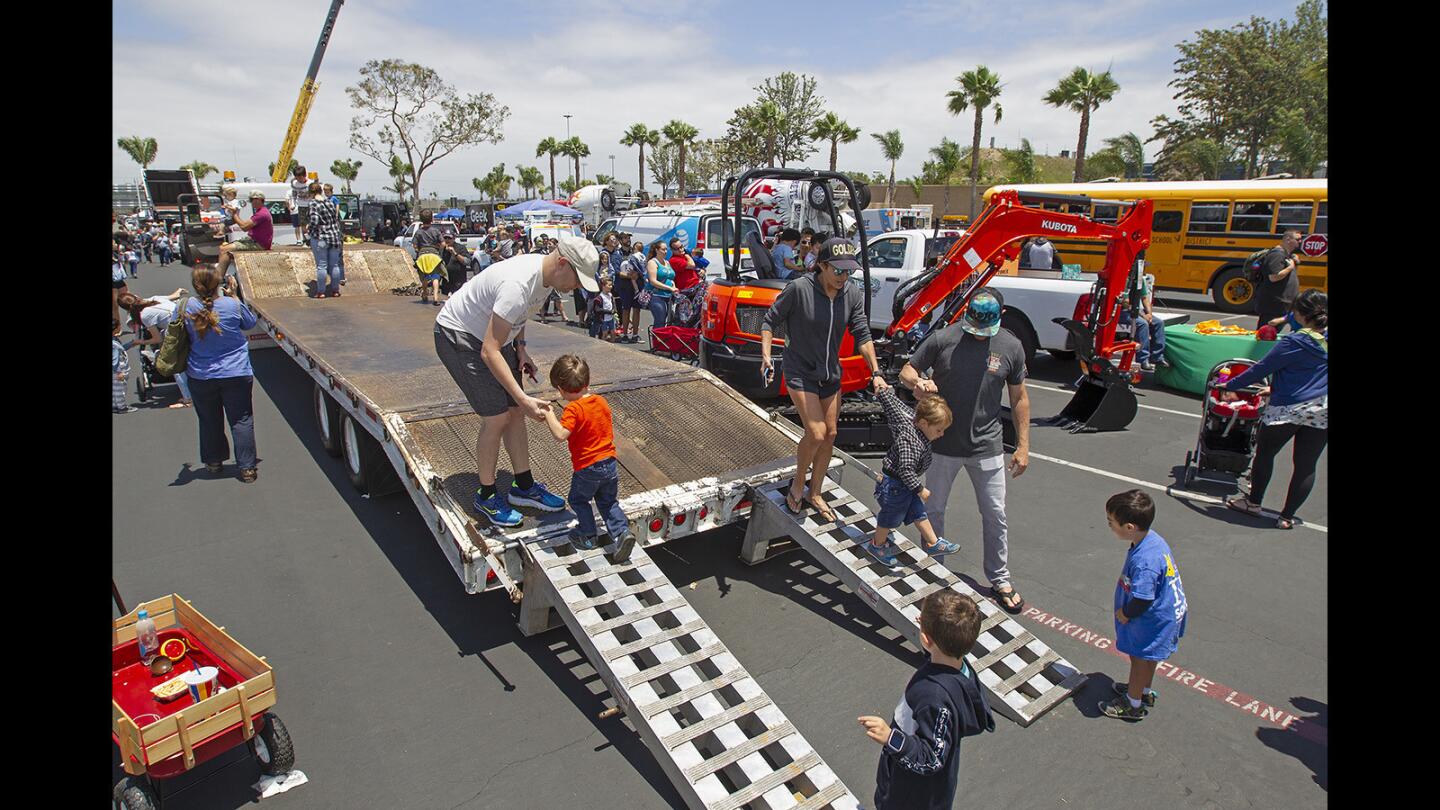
[520,541,861,810]
[744,478,1087,727]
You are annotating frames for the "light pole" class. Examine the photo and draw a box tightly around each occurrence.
[609,154,615,181]
[563,114,574,187]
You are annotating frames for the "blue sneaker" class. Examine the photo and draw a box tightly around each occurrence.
[862,539,901,568]
[923,537,960,557]
[474,492,523,527]
[570,532,600,551]
[509,482,566,512]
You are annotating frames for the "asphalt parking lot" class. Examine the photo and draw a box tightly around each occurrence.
[113,262,1326,808]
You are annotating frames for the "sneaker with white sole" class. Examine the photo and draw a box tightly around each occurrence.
[1099,694,1149,721]
[474,492,523,527]
[862,540,901,568]
[509,482,566,511]
[923,537,960,557]
[570,531,599,551]
[1111,683,1157,707]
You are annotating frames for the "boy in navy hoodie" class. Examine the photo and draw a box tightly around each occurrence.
[859,591,994,810]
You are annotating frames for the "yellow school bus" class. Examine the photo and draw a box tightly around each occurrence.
[985,180,1328,312]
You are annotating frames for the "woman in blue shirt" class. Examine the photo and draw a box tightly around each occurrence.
[1222,289,1327,528]
[184,266,261,482]
[643,241,678,328]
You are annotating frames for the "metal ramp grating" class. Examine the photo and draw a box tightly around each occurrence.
[523,541,861,810]
[747,478,1086,727]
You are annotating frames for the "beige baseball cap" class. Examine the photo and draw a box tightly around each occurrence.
[555,234,600,292]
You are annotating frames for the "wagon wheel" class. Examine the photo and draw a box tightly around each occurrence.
[248,711,296,775]
[113,776,158,810]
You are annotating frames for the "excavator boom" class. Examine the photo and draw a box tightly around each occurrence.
[270,0,345,182]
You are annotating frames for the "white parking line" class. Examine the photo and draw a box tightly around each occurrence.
[1024,382,1199,418]
[1027,451,1327,533]
[1217,314,1248,322]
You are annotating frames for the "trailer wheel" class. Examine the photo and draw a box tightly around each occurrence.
[1001,311,1038,370]
[248,712,296,776]
[314,384,342,457]
[113,777,158,810]
[340,413,405,496]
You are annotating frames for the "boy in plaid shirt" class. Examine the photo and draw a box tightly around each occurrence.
[863,387,957,568]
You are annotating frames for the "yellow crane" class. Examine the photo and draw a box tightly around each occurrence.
[270,0,345,182]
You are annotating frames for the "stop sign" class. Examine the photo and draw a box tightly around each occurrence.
[1300,233,1328,257]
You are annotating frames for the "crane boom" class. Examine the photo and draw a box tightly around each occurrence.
[270,0,345,182]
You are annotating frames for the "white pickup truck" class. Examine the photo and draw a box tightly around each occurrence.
[393,220,488,258]
[863,229,1189,366]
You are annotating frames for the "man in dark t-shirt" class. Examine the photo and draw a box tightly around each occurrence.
[1254,229,1302,329]
[899,289,1031,614]
[413,210,444,258]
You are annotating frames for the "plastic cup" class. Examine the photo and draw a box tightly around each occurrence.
[183,666,219,702]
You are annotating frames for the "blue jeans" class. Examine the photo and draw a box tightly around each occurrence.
[174,370,192,401]
[568,457,628,541]
[1134,316,1166,364]
[312,239,341,294]
[647,295,671,329]
[127,260,139,277]
[189,375,257,470]
[158,246,172,265]
[874,474,927,529]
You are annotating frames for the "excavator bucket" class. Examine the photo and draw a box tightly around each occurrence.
[1050,319,1139,433]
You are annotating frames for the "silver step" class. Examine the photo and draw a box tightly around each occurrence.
[746,478,1086,727]
[521,540,861,810]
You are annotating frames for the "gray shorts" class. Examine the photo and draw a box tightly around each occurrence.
[434,325,522,417]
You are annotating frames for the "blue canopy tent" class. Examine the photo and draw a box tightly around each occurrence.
[496,199,583,220]
[434,208,465,219]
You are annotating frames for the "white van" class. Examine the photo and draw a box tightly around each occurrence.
[593,205,761,279]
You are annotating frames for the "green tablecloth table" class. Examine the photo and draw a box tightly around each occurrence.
[1154,324,1277,395]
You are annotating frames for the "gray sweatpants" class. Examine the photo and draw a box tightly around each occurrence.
[925,452,1011,587]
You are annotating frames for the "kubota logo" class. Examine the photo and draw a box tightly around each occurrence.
[1041,220,1078,234]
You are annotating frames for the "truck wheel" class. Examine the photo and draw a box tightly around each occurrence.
[601,189,616,211]
[1210,266,1255,313]
[113,777,158,810]
[1001,311,1038,369]
[314,384,342,458]
[340,413,404,496]
[248,712,296,776]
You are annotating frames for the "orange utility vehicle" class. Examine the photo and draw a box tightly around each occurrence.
[701,169,1155,439]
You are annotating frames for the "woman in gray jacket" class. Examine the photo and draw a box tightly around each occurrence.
[761,238,888,520]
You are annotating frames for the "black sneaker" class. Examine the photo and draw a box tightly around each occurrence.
[1111,682,1157,707]
[1099,694,1148,721]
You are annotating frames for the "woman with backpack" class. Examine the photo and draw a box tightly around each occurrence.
[1221,288,1327,529]
[183,266,261,482]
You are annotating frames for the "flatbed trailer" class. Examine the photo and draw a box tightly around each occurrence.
[230,244,1085,808]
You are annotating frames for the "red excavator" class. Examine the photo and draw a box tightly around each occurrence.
[701,169,1153,441]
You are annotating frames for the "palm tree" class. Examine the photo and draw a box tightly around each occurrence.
[330,159,363,193]
[487,164,513,200]
[946,66,1004,218]
[1101,132,1145,178]
[809,112,861,172]
[181,161,218,182]
[536,137,562,198]
[620,124,660,194]
[384,154,413,200]
[905,176,924,203]
[558,137,590,190]
[1001,138,1040,184]
[871,130,905,207]
[752,101,785,166]
[928,139,963,237]
[117,136,158,171]
[517,166,545,200]
[269,157,300,178]
[661,120,700,197]
[1044,67,1121,182]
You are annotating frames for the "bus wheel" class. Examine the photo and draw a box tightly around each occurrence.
[1211,267,1255,313]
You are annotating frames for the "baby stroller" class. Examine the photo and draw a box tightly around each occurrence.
[1181,358,1267,488]
[134,345,177,404]
[647,280,706,364]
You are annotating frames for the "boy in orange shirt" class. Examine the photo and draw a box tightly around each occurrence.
[543,354,635,559]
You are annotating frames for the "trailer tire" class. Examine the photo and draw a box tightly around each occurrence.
[314,384,343,458]
[1001,311,1038,370]
[249,712,296,776]
[113,777,158,810]
[340,413,404,496]
[1210,265,1255,313]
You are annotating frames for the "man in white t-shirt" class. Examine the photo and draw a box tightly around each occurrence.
[434,233,601,528]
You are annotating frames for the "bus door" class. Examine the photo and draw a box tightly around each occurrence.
[1145,199,1186,273]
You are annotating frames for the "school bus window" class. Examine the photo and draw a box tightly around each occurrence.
[1230,201,1275,233]
[1275,202,1313,234]
[1092,204,1120,225]
[1152,210,1183,233]
[1188,201,1228,233]
[1314,201,1327,233]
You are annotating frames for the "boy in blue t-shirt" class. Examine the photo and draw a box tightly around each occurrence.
[1101,489,1188,721]
[858,591,994,810]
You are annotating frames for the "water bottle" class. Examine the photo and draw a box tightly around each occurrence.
[136,608,159,665]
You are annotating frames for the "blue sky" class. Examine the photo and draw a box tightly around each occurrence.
[113,0,1308,197]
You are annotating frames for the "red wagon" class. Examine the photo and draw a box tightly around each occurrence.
[112,594,295,809]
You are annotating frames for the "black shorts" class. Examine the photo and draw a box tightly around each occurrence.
[785,374,841,400]
[112,278,128,290]
[615,281,637,309]
[434,325,523,417]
